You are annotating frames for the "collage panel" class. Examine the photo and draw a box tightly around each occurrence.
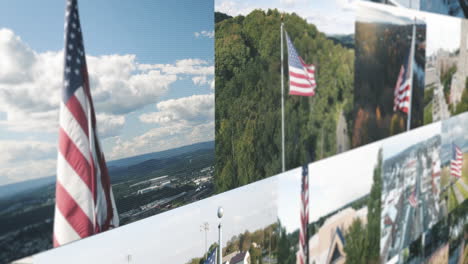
[441,112,468,213]
[380,122,443,263]
[0,0,214,262]
[354,2,427,147]
[363,0,468,18]
[215,0,357,191]
[32,174,278,264]
[424,12,468,123]
[277,140,383,264]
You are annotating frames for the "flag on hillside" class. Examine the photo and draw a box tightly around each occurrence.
[285,32,316,96]
[393,27,415,114]
[204,247,217,264]
[298,164,309,264]
[408,187,418,208]
[53,0,119,247]
[450,143,463,178]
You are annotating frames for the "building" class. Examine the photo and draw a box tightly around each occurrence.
[296,207,368,264]
[223,251,250,264]
[450,20,468,106]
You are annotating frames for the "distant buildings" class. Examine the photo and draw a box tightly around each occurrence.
[296,207,368,264]
[450,20,468,106]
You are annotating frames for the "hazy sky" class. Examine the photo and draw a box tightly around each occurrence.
[0,0,214,186]
[277,141,381,233]
[215,0,357,35]
[357,1,422,25]
[425,11,462,56]
[382,121,441,160]
[442,112,468,148]
[34,176,277,264]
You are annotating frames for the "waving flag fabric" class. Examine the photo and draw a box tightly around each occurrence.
[298,165,309,264]
[451,143,463,178]
[204,247,217,264]
[408,187,418,208]
[53,0,119,247]
[285,32,316,96]
[393,27,415,113]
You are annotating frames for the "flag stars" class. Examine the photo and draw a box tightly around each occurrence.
[74,69,80,75]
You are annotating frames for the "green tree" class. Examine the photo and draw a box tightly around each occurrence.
[343,218,369,264]
[366,148,382,263]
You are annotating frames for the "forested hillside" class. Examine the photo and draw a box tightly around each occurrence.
[215,10,354,192]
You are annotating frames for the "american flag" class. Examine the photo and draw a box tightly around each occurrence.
[450,143,463,179]
[408,187,418,208]
[393,27,415,114]
[298,164,309,264]
[285,32,316,96]
[53,0,119,247]
[204,247,217,264]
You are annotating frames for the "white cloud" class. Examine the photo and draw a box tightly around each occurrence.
[0,29,214,134]
[0,140,57,185]
[194,30,214,38]
[109,121,214,160]
[139,94,214,125]
[96,113,125,138]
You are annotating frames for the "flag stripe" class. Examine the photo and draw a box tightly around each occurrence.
[65,94,89,138]
[55,182,94,238]
[53,208,81,246]
[58,128,93,191]
[60,102,91,165]
[57,153,95,221]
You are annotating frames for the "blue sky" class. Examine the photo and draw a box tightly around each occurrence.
[0,0,214,186]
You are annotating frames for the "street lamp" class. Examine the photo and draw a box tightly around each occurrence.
[218,207,224,264]
[200,222,210,257]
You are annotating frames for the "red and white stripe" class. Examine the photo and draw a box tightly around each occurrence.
[298,166,309,264]
[451,145,463,178]
[408,189,418,208]
[289,59,316,96]
[393,65,411,113]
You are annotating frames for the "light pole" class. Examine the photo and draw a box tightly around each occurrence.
[218,207,224,264]
[200,222,210,257]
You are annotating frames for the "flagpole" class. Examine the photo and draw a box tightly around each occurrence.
[281,18,285,172]
[407,18,416,131]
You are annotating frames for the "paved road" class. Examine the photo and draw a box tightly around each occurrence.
[336,109,350,154]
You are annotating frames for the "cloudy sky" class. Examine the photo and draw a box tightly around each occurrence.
[215,0,357,35]
[442,112,468,148]
[0,0,214,186]
[34,176,277,264]
[357,0,424,25]
[277,141,381,233]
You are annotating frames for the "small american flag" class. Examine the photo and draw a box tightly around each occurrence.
[408,187,418,208]
[298,164,309,264]
[285,32,316,96]
[204,247,217,264]
[53,0,119,247]
[393,30,415,113]
[450,143,463,179]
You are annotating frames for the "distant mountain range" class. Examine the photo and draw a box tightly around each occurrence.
[0,141,214,199]
[327,34,355,49]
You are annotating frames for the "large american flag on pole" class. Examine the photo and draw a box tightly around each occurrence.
[393,33,414,113]
[450,143,463,179]
[53,0,119,247]
[285,32,316,96]
[298,164,309,264]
